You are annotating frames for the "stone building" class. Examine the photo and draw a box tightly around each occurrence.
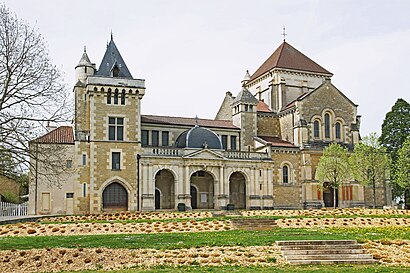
[28,36,391,214]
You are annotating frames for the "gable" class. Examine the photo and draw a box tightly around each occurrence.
[297,81,357,124]
[183,149,226,160]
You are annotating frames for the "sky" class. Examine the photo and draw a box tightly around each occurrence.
[3,0,410,137]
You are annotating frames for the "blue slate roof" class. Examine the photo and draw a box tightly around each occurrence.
[95,36,133,78]
[175,126,223,149]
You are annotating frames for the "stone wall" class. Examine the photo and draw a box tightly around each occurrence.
[257,114,281,137]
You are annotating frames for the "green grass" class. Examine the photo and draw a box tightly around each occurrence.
[2,227,410,250]
[60,265,410,273]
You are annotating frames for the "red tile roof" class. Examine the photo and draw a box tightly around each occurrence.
[258,136,296,148]
[34,126,74,144]
[250,42,332,81]
[257,100,272,113]
[141,115,239,129]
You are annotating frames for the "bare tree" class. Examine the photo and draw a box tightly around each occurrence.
[0,4,71,181]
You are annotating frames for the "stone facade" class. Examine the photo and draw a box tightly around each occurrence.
[29,38,391,215]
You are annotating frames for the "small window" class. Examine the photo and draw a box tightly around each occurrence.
[107,89,112,104]
[142,130,149,146]
[283,166,289,184]
[335,122,341,139]
[83,183,87,197]
[114,89,119,105]
[112,152,121,170]
[66,193,74,198]
[314,120,320,138]
[66,160,72,168]
[162,131,169,146]
[245,105,248,111]
[222,135,228,150]
[82,154,86,165]
[249,105,253,111]
[230,135,237,150]
[152,131,159,146]
[109,117,124,141]
[121,90,126,105]
[324,113,330,139]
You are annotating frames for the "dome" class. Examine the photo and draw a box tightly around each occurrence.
[175,126,223,149]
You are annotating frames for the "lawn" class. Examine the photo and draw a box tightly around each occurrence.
[1,227,410,250]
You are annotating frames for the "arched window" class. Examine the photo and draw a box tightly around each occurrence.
[107,89,112,104]
[324,113,330,139]
[314,120,320,138]
[121,90,126,105]
[335,122,341,139]
[283,165,289,184]
[114,89,119,104]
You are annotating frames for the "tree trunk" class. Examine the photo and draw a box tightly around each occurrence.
[372,180,376,209]
[333,187,337,209]
[405,189,410,210]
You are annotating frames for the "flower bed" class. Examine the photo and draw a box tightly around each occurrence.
[241,208,410,218]
[39,211,213,223]
[0,246,284,273]
[275,217,410,228]
[0,220,231,237]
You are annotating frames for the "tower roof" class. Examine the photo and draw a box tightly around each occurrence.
[95,36,133,78]
[250,41,332,81]
[76,47,94,68]
[232,86,259,105]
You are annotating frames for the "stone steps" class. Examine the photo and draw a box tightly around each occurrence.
[230,218,277,230]
[276,240,378,265]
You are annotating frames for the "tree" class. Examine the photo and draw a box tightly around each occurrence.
[316,143,350,208]
[0,5,71,181]
[380,99,410,161]
[379,98,410,203]
[350,133,390,209]
[395,136,410,201]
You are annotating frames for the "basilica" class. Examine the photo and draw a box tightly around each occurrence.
[28,36,391,214]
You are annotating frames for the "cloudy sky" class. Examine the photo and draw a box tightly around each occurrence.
[3,0,409,136]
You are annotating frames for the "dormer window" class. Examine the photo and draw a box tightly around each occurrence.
[112,65,120,77]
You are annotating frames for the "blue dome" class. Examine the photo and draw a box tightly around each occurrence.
[175,126,223,149]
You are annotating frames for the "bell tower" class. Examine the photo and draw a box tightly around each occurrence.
[232,72,258,151]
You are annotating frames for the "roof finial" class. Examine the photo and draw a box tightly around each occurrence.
[83,45,87,53]
[110,30,113,41]
[195,115,199,127]
[282,26,287,42]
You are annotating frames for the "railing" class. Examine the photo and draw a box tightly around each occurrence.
[225,151,271,160]
[0,202,28,217]
[143,147,271,160]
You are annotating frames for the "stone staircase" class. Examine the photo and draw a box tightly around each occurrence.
[276,240,378,265]
[230,218,277,230]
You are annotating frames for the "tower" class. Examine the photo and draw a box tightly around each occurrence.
[232,72,258,151]
[73,35,145,213]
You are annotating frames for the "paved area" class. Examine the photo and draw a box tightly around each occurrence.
[0,215,51,224]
